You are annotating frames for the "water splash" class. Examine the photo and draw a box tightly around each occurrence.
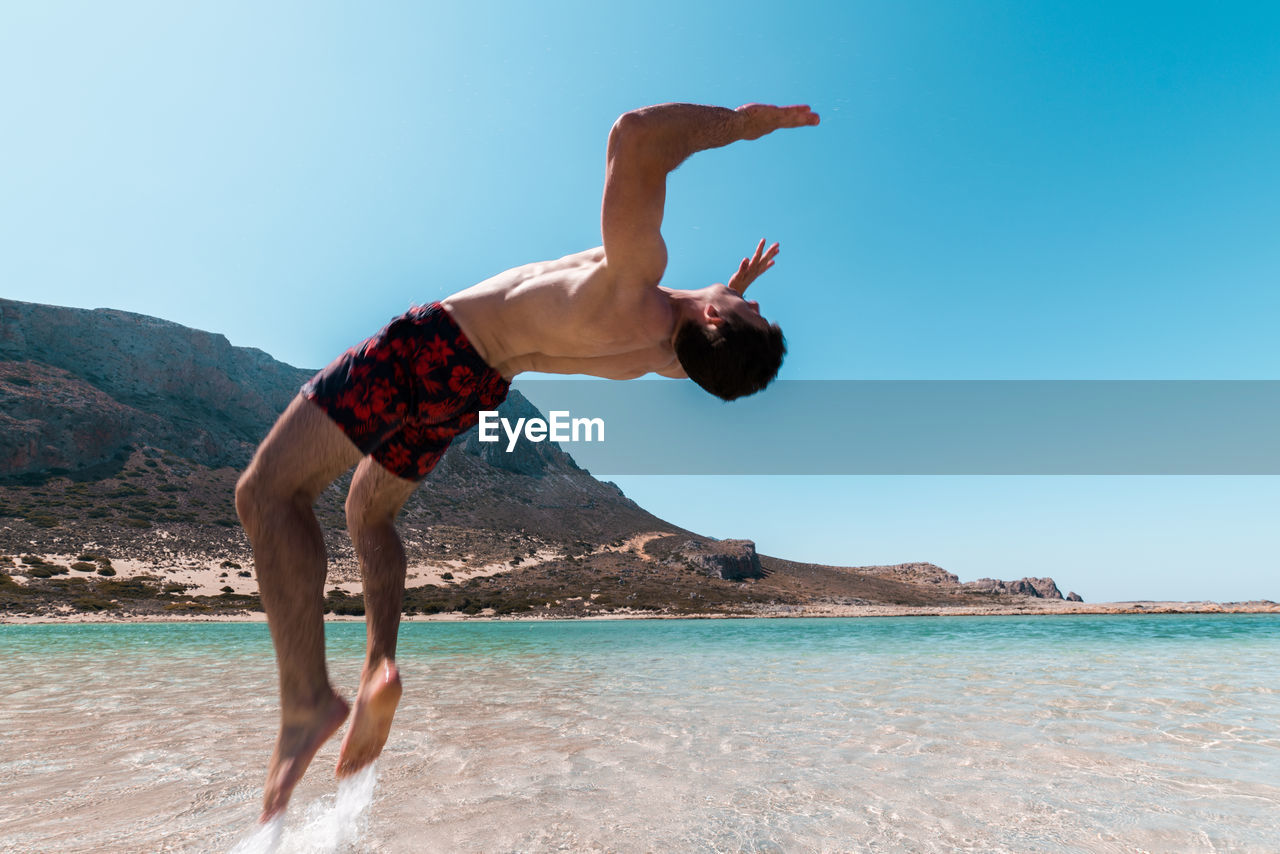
[229,764,379,854]
[229,816,282,854]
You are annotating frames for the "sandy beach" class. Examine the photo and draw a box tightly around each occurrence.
[4,539,1276,625]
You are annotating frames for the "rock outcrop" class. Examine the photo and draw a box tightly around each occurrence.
[858,562,960,586]
[664,539,764,581]
[962,576,1064,599]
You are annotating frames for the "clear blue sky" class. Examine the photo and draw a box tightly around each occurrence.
[3,1,1277,600]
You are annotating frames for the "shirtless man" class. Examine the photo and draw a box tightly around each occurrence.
[234,101,819,821]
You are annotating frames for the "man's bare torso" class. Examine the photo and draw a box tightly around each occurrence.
[442,246,682,381]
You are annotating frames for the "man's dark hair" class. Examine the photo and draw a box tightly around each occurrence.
[674,315,786,401]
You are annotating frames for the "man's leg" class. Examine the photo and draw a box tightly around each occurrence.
[235,395,365,821]
[336,456,419,776]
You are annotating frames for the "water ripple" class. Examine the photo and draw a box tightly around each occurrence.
[1,615,1278,852]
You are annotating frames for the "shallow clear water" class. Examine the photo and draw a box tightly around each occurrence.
[2,615,1278,853]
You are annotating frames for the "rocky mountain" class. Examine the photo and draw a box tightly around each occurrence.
[1,298,306,477]
[0,297,1075,617]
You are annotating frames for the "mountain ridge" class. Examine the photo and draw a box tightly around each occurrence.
[0,297,1080,617]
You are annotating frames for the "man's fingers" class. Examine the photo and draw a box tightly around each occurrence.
[736,103,820,136]
[781,105,819,127]
[730,239,780,293]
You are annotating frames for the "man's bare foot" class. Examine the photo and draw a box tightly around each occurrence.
[261,691,350,822]
[336,659,403,777]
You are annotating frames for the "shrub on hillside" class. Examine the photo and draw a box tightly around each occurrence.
[97,577,156,598]
[70,562,97,572]
[0,572,39,609]
[324,590,366,616]
[164,602,210,612]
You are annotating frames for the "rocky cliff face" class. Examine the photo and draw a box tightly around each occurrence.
[962,576,1064,599]
[859,562,960,586]
[1,298,310,477]
[663,538,764,581]
[857,561,1068,600]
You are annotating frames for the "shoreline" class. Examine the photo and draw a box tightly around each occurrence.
[3,599,1277,625]
[5,549,1276,626]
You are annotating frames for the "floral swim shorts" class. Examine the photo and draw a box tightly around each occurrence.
[301,302,510,481]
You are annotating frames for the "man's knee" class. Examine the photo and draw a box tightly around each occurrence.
[345,460,417,533]
[234,467,267,531]
[235,465,310,534]
[344,493,398,537]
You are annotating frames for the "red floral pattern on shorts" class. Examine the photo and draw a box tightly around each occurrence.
[302,303,510,480]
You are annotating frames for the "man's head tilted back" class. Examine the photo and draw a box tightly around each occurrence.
[674,283,786,401]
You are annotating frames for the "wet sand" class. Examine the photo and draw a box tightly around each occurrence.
[4,598,1278,625]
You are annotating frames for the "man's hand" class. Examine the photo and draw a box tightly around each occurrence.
[735,104,820,141]
[728,238,780,294]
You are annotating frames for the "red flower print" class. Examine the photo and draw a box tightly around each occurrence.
[449,365,475,394]
[422,335,455,366]
[382,444,412,472]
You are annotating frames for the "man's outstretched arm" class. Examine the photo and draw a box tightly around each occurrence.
[601,102,819,282]
[623,102,819,171]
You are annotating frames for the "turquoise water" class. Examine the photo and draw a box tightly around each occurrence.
[2,615,1278,852]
